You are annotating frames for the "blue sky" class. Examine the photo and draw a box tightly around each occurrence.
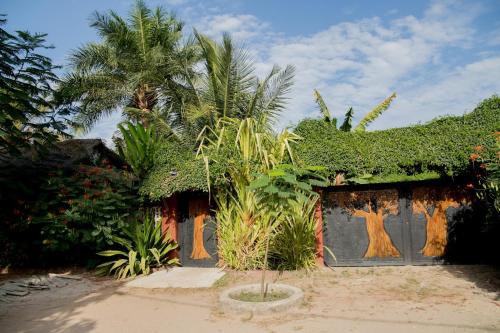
[3,0,500,143]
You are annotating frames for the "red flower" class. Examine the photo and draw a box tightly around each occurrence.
[473,145,483,152]
[470,153,480,161]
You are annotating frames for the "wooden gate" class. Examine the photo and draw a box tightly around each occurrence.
[322,183,471,266]
[178,197,218,267]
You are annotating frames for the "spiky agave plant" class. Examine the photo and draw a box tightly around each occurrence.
[117,121,160,178]
[96,214,179,279]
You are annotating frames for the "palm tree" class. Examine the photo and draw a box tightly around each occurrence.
[184,31,295,136]
[61,0,199,131]
[313,89,396,132]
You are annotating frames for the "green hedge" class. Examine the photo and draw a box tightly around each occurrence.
[140,139,228,201]
[294,96,500,183]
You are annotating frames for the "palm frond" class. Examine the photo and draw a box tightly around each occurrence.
[313,89,335,126]
[354,92,396,132]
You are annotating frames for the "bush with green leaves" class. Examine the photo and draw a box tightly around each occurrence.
[214,188,269,271]
[473,130,500,222]
[0,162,139,267]
[248,164,328,271]
[96,214,179,279]
[117,121,161,178]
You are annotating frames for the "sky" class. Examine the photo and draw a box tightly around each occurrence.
[3,0,500,144]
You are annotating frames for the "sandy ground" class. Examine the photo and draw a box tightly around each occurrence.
[0,265,499,333]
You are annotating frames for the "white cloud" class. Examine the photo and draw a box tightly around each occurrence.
[247,0,498,129]
[195,14,271,42]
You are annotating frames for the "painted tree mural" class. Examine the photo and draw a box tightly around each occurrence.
[189,200,211,260]
[333,190,401,258]
[412,187,465,257]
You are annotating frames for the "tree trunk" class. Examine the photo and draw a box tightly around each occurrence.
[413,197,459,257]
[189,200,210,260]
[353,206,400,258]
[421,206,448,256]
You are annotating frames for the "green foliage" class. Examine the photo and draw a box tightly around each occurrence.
[197,117,301,271]
[140,138,219,200]
[214,190,268,270]
[0,17,72,157]
[312,90,396,132]
[474,131,500,219]
[339,107,354,132]
[96,213,179,279]
[313,89,334,126]
[185,31,295,135]
[354,93,396,132]
[295,96,500,183]
[117,121,160,178]
[271,196,318,270]
[248,164,328,200]
[0,162,139,267]
[249,164,328,270]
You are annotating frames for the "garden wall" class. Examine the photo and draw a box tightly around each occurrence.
[163,180,494,268]
[321,180,494,266]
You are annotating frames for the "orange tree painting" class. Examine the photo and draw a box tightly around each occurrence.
[189,200,211,260]
[333,190,401,258]
[412,187,466,257]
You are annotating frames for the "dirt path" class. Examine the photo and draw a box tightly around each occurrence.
[0,266,499,333]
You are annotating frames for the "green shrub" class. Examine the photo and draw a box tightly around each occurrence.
[214,189,268,270]
[117,122,161,178]
[249,164,328,271]
[96,214,179,279]
[270,195,318,270]
[0,162,139,267]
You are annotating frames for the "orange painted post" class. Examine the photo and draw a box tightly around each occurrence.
[161,195,179,258]
[315,191,325,266]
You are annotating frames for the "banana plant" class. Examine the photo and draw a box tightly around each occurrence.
[96,213,179,279]
[117,121,160,178]
[313,89,396,132]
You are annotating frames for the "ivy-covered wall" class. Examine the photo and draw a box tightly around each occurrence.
[294,96,500,183]
[140,139,227,201]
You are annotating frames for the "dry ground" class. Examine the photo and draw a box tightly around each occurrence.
[0,265,499,333]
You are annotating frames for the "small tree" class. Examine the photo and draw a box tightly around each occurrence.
[249,164,328,298]
[0,17,72,157]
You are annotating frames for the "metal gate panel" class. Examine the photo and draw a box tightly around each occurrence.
[178,196,218,267]
[323,183,471,266]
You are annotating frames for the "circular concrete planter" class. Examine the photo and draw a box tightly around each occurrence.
[219,283,303,314]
